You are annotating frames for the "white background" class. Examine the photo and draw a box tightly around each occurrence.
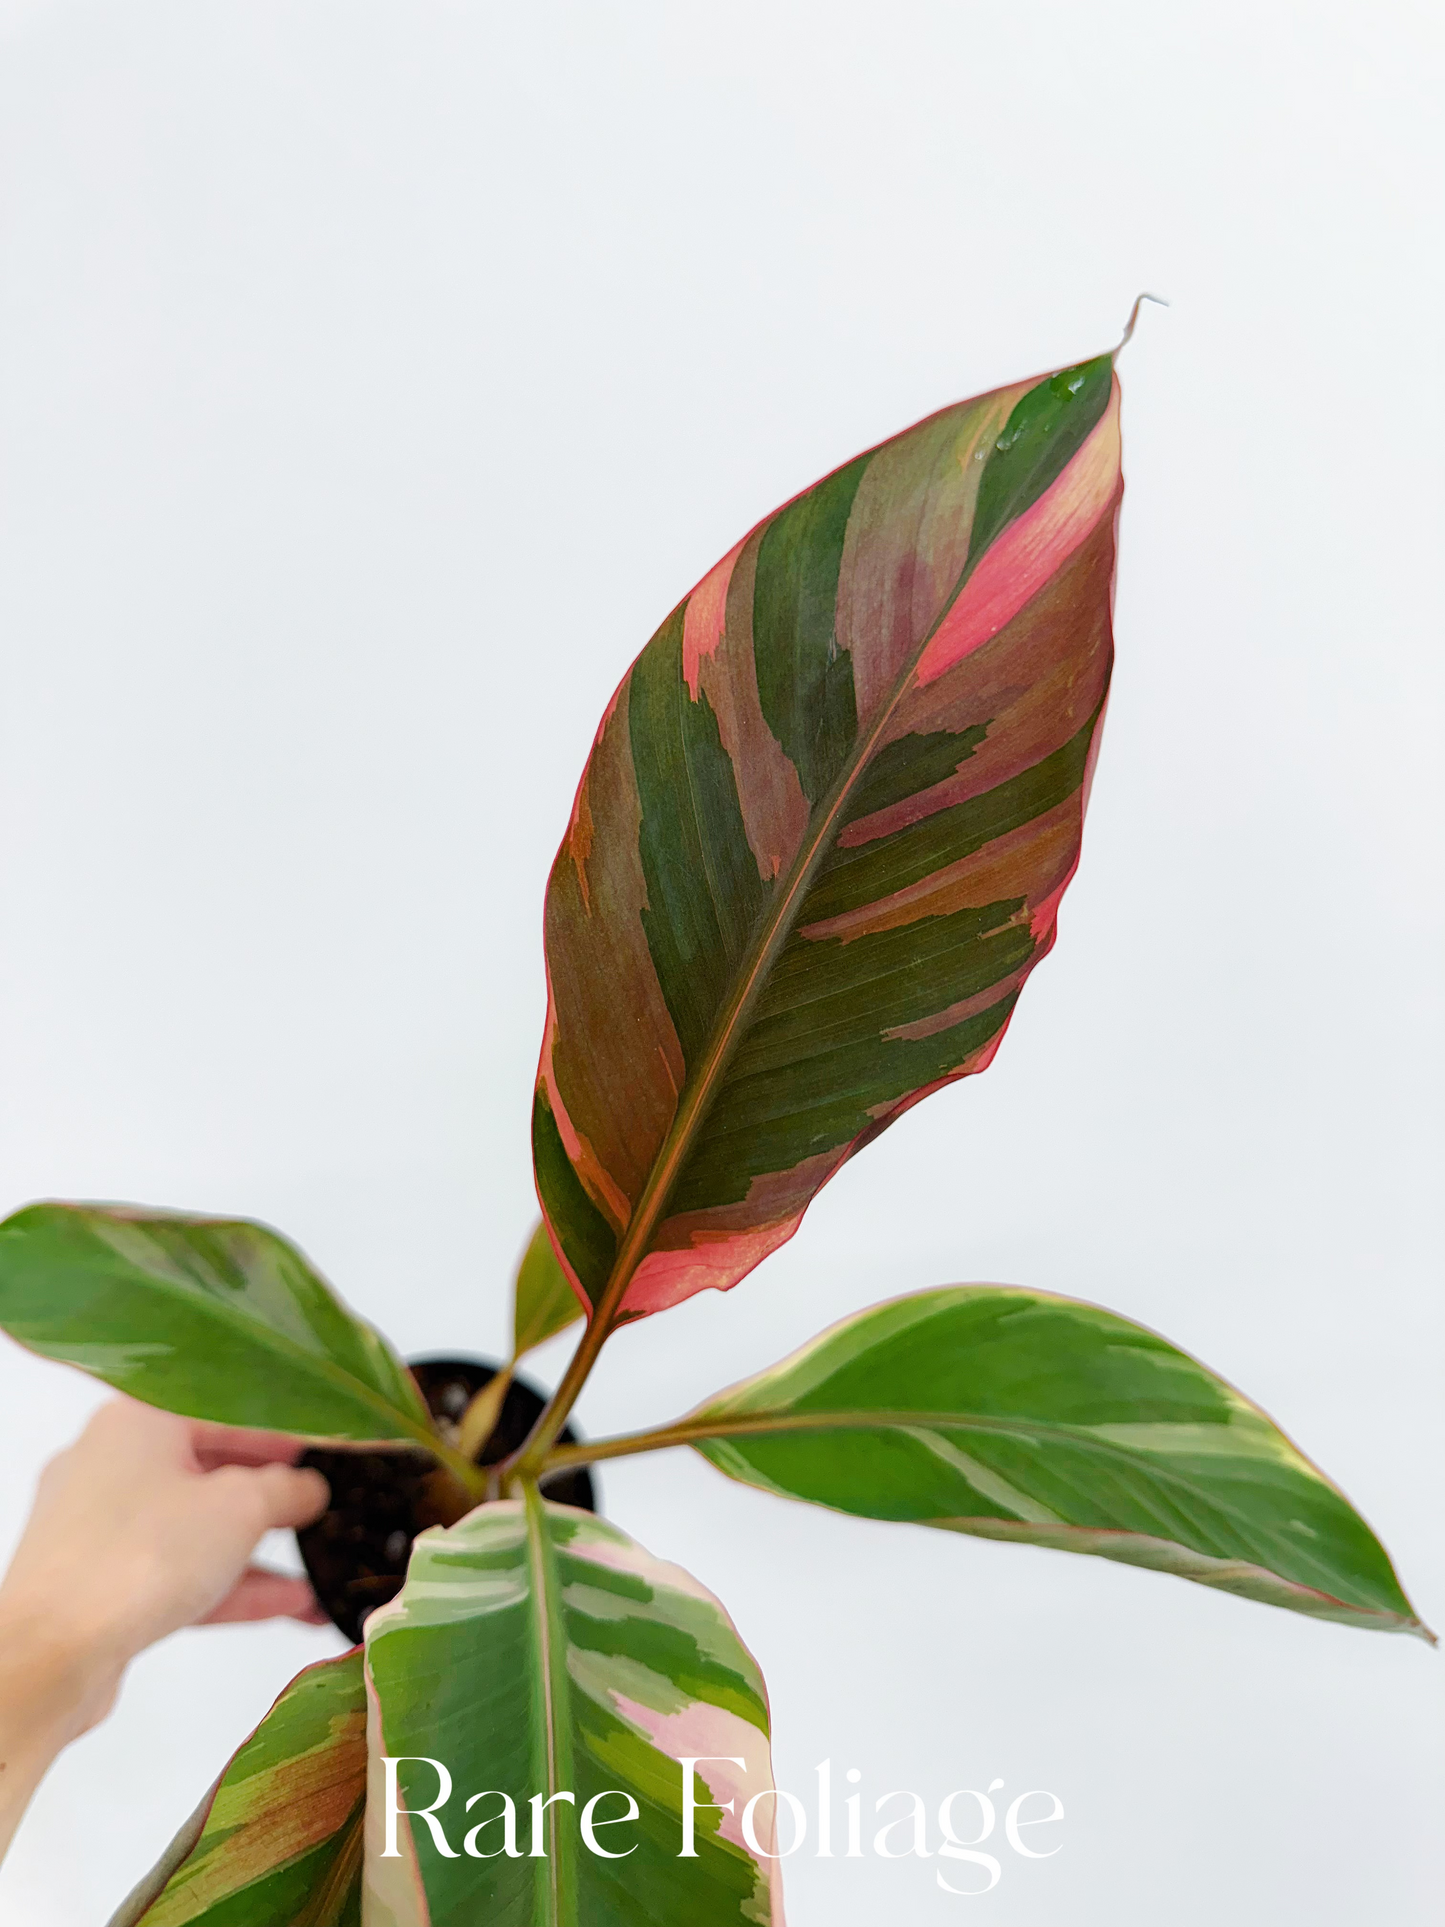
[0,2,1440,1921]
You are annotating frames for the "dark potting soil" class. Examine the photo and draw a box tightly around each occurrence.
[296,1354,597,1644]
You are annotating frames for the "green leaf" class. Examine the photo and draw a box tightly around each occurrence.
[108,1650,367,1927]
[667,1289,1429,1638]
[536,351,1124,1323]
[454,1227,585,1458]
[0,1202,433,1443]
[513,1220,585,1358]
[363,1493,783,1927]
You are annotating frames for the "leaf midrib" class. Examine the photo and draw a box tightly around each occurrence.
[678,1408,1404,1612]
[523,1487,573,1927]
[571,1404,1267,1461]
[553,1406,1391,1595]
[290,1795,366,1927]
[591,533,1003,1324]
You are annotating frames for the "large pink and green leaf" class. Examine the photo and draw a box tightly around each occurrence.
[107,1649,367,1927]
[535,354,1122,1320]
[363,1494,781,1927]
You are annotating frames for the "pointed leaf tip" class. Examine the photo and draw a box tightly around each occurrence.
[1116,291,1169,351]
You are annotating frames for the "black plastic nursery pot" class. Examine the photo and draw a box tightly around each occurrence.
[296,1354,597,1644]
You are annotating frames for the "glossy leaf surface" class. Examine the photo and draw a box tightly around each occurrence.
[109,1650,367,1927]
[513,1220,584,1358]
[0,1202,433,1442]
[675,1289,1428,1637]
[363,1494,781,1927]
[536,355,1121,1319]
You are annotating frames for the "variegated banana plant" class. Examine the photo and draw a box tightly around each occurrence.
[0,331,1428,1927]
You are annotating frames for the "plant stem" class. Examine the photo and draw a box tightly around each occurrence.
[501,1312,613,1487]
[539,1404,1090,1472]
[537,1410,861,1473]
[389,1422,488,1501]
[538,1416,719,1471]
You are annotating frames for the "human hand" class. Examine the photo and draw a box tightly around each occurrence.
[0,1398,330,1861]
